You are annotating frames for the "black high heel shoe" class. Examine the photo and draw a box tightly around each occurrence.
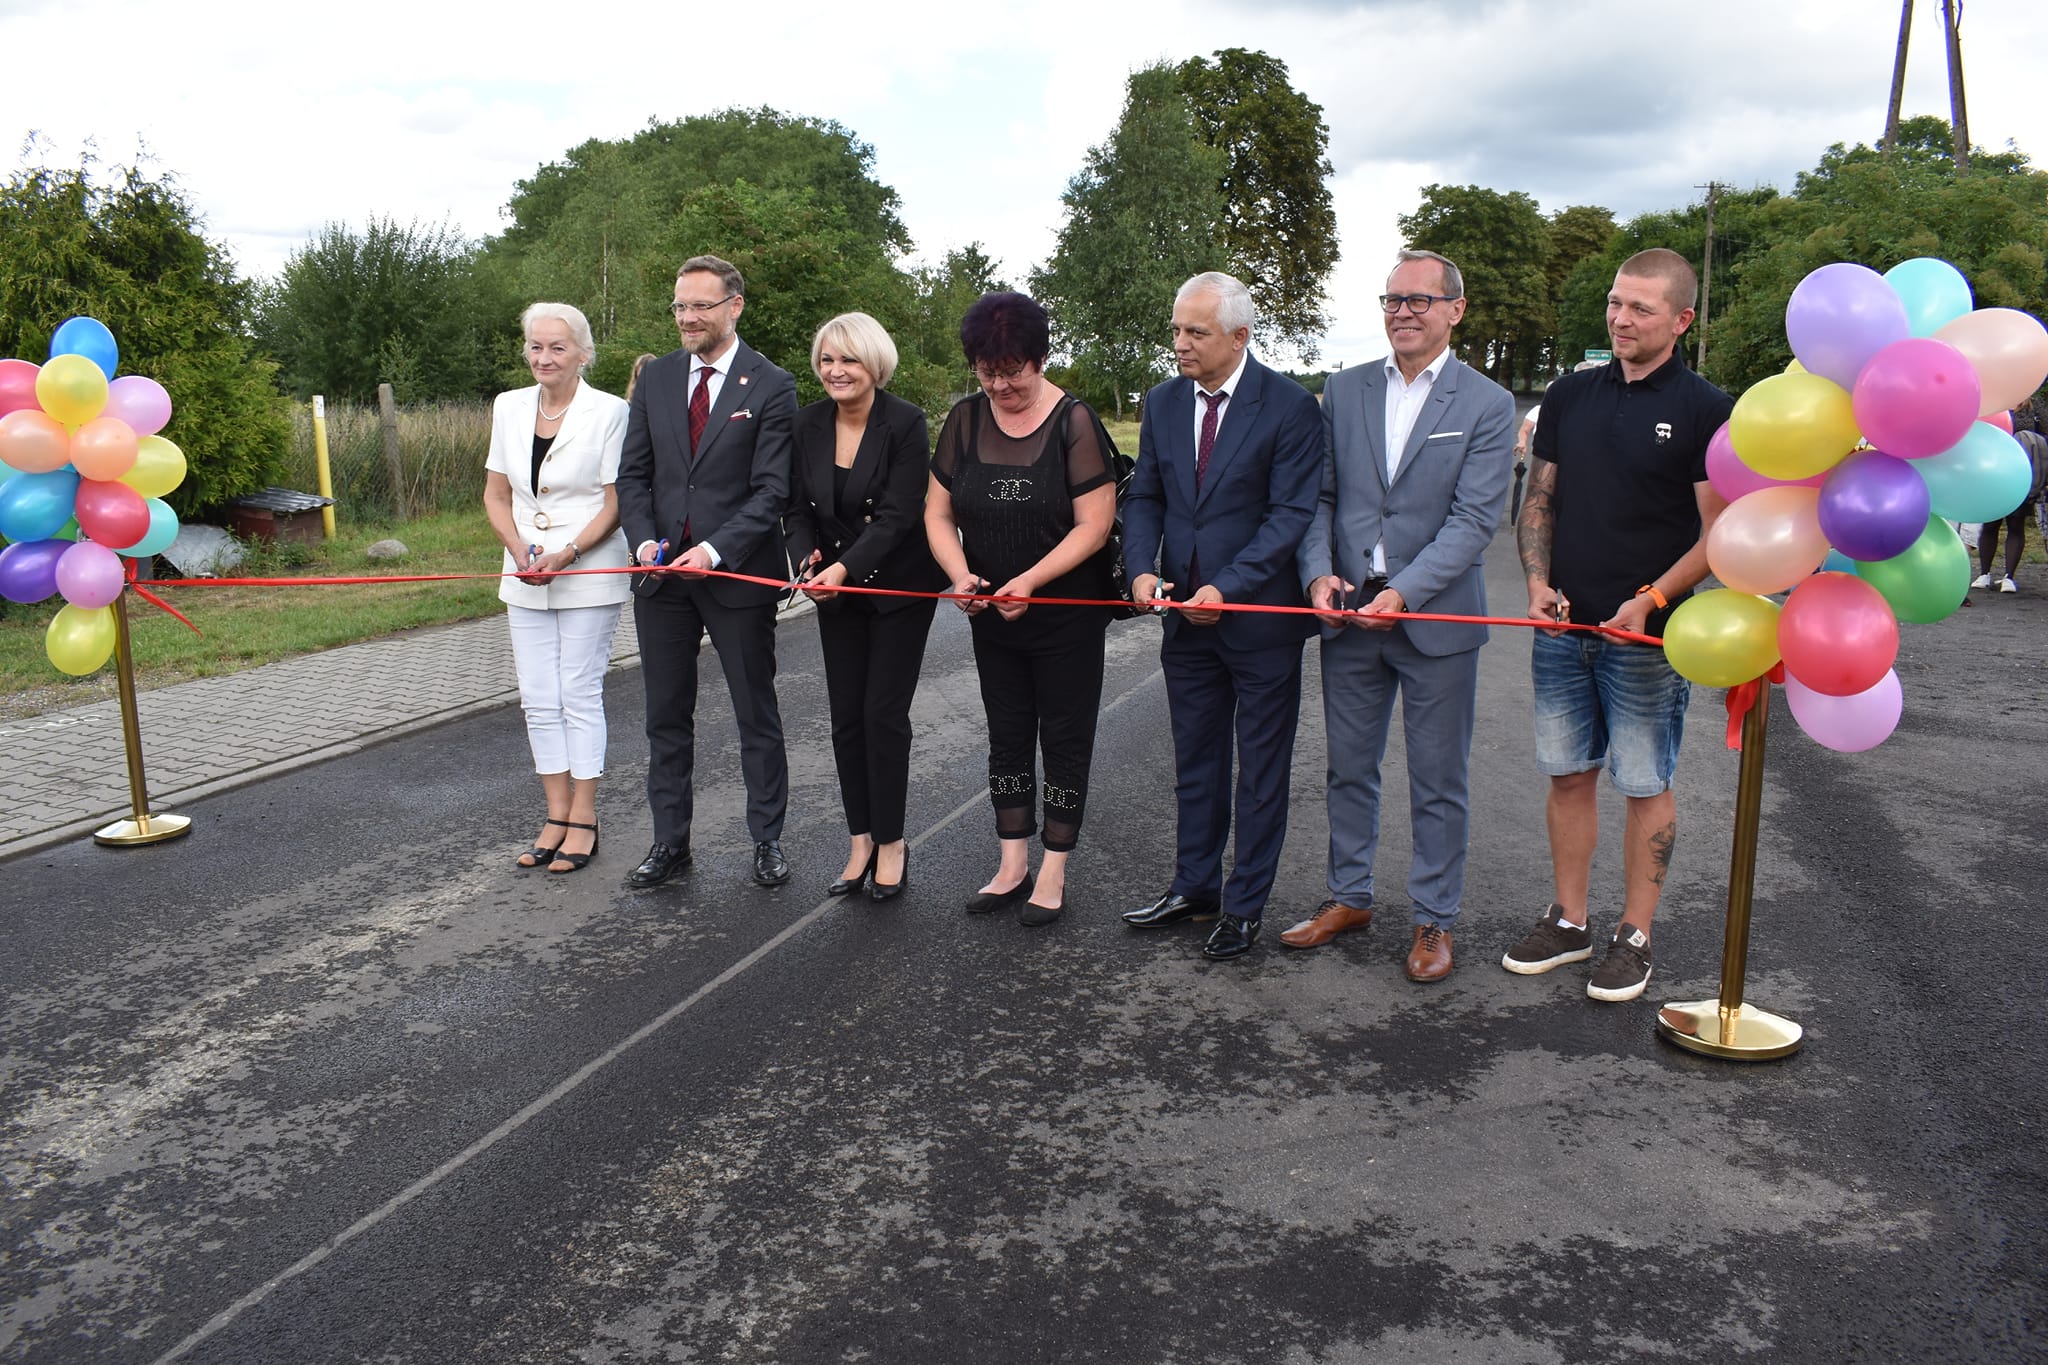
[518,819,570,869]
[828,852,877,897]
[869,849,909,902]
[547,821,600,874]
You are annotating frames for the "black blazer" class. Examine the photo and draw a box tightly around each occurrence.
[784,389,944,612]
[617,338,797,608]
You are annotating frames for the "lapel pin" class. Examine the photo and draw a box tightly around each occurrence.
[738,375,749,386]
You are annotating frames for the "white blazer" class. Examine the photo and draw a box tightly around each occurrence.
[486,379,632,610]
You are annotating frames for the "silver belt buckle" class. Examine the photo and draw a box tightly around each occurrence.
[531,512,553,530]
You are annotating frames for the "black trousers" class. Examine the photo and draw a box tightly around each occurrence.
[815,598,937,845]
[971,616,1107,852]
[633,583,787,846]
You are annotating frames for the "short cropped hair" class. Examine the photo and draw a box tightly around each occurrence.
[959,291,1051,370]
[1176,272,1256,335]
[1393,249,1464,300]
[1618,248,1699,312]
[678,254,744,298]
[521,302,595,367]
[811,312,900,388]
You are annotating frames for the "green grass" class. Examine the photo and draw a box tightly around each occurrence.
[1,509,505,717]
[1104,418,1139,453]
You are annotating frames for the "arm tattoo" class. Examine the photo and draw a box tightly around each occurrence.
[1647,821,1677,886]
[1518,459,1557,581]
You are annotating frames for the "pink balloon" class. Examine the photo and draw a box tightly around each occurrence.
[1785,669,1903,752]
[0,359,39,417]
[1707,486,1829,594]
[1982,410,2014,435]
[1933,307,2048,414]
[69,416,139,482]
[1705,420,1826,501]
[1852,338,1981,458]
[73,478,150,547]
[103,375,173,437]
[54,540,125,609]
[1778,572,1899,697]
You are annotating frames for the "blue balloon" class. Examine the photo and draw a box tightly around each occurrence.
[0,467,81,543]
[49,316,119,380]
[0,538,70,603]
[1883,258,1974,339]
[1822,549,1857,575]
[1916,423,2032,522]
[115,498,180,557]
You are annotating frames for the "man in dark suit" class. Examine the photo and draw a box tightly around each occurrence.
[616,254,798,889]
[1120,272,1324,961]
[1289,249,1515,983]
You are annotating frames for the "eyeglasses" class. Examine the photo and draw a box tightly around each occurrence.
[670,294,736,317]
[1379,293,1460,315]
[974,362,1032,386]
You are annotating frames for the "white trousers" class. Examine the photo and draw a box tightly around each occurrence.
[508,603,623,779]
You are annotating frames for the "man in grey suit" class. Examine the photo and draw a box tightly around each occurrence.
[1289,249,1516,983]
[617,254,798,891]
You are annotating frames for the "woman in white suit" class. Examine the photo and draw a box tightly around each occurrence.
[484,302,631,873]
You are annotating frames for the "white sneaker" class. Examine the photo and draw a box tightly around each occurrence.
[1971,573,1992,589]
[1999,576,2018,593]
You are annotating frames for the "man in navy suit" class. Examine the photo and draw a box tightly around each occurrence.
[617,254,798,890]
[1289,249,1516,983]
[1120,272,1324,961]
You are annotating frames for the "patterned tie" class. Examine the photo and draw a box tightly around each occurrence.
[688,363,712,456]
[1196,390,1226,488]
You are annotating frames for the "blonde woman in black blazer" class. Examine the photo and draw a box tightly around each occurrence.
[786,313,944,901]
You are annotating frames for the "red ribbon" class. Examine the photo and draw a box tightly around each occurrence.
[124,560,202,635]
[1722,664,1786,750]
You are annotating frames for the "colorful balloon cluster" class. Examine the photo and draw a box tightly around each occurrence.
[0,318,187,675]
[1665,257,2048,752]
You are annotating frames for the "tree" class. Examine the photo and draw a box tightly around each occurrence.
[1177,49,1339,357]
[1032,64,1227,416]
[0,158,289,513]
[255,218,509,403]
[1397,185,1551,386]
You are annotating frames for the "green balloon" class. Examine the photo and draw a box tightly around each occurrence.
[1853,514,1970,623]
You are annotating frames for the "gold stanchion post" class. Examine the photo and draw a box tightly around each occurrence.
[312,394,337,540]
[92,590,191,847]
[1656,681,1802,1060]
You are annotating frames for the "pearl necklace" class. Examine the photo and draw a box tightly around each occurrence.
[537,383,576,422]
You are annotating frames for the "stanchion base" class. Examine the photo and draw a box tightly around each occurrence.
[1655,999,1803,1061]
[93,812,193,847]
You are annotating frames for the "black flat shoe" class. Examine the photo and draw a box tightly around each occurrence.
[548,821,599,875]
[869,853,908,902]
[1020,898,1064,927]
[964,882,1028,915]
[517,818,571,869]
[628,841,692,888]
[828,852,877,897]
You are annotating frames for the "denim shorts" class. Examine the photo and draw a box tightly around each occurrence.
[1531,631,1689,797]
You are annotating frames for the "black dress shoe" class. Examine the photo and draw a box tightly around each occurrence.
[1122,891,1222,929]
[753,839,791,887]
[828,853,875,897]
[628,841,692,888]
[1201,914,1262,960]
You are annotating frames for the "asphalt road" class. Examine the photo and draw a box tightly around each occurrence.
[4,531,2044,1363]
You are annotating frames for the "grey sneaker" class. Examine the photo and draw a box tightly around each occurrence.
[1502,904,1594,975]
[1587,925,1653,1002]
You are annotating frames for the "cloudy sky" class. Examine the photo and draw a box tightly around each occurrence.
[6,0,2045,367]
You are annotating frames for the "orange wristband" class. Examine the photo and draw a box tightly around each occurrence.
[1637,584,1668,609]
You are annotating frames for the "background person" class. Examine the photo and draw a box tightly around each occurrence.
[925,292,1117,927]
[785,313,943,901]
[483,302,631,874]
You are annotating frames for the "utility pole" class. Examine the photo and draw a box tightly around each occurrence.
[1696,181,1722,378]
[1943,0,1970,169]
[1883,0,1914,155]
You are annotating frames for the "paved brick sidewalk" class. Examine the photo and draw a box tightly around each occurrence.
[0,612,641,862]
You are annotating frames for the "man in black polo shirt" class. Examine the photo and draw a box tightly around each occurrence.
[1503,248,1733,1002]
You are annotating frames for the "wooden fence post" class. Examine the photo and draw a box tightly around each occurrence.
[377,383,408,520]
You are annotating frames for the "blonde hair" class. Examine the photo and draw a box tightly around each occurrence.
[625,352,657,402]
[810,312,899,388]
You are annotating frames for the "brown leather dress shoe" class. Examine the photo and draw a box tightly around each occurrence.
[1279,898,1374,949]
[1406,924,1453,982]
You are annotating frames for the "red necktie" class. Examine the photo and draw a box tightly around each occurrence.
[688,364,712,455]
[1196,390,1225,488]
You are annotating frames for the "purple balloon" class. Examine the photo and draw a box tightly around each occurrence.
[0,537,70,603]
[1851,338,1981,458]
[1786,263,1912,389]
[1785,669,1903,753]
[55,540,126,609]
[104,375,172,437]
[1817,451,1931,562]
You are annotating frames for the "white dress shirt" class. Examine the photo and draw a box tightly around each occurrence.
[1192,351,1250,453]
[1372,345,1452,575]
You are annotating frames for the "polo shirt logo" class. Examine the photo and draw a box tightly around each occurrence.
[1654,421,1673,444]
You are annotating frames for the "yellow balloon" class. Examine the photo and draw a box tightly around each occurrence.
[1728,372,1861,480]
[1783,357,1807,374]
[35,353,110,427]
[46,603,117,676]
[1662,589,1782,688]
[122,434,188,498]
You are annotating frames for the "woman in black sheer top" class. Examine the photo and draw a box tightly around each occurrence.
[925,292,1117,926]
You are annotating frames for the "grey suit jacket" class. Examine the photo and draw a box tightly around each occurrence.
[1297,353,1516,656]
